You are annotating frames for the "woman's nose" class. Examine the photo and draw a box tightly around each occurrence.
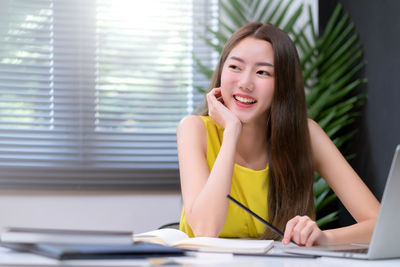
[238,72,254,92]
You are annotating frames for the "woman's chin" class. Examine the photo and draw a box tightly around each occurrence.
[235,114,252,124]
[235,113,268,126]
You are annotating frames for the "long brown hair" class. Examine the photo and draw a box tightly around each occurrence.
[199,22,315,240]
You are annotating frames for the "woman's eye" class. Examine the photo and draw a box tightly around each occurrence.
[229,65,239,70]
[257,70,270,76]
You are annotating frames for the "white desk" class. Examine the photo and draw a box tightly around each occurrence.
[0,246,400,267]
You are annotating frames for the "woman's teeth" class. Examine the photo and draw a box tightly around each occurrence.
[234,95,256,104]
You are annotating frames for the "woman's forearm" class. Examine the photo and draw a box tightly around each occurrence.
[322,218,377,245]
[186,126,241,237]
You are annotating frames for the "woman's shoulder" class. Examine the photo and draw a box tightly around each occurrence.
[306,118,338,165]
[177,115,218,131]
[177,115,205,131]
[176,115,207,155]
[307,118,325,138]
[176,115,207,139]
[307,118,319,129]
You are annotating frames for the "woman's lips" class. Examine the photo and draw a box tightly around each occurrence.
[233,94,257,108]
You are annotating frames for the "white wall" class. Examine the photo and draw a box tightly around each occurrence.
[0,190,182,234]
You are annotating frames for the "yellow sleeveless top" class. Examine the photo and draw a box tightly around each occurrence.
[179,116,269,238]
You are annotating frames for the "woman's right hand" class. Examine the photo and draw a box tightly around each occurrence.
[207,88,242,134]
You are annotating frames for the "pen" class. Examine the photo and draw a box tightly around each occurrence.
[227,194,298,246]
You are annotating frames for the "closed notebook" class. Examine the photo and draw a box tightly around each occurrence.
[0,242,185,260]
[1,227,134,245]
[134,228,274,254]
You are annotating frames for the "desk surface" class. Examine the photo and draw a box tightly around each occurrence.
[0,246,400,267]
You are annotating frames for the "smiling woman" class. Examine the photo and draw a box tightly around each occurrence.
[0,0,217,188]
[177,22,379,247]
[178,22,313,240]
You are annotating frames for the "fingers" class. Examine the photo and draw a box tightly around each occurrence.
[206,88,217,110]
[214,88,224,103]
[206,88,241,133]
[282,217,297,245]
[283,216,321,246]
[306,226,321,247]
[298,220,317,245]
[207,88,223,104]
[207,87,228,120]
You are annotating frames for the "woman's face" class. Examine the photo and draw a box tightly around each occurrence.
[220,37,275,124]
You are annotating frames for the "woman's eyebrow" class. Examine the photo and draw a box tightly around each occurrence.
[229,56,274,67]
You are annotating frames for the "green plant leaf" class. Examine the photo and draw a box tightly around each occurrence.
[205,26,228,45]
[317,211,339,227]
[317,193,338,213]
[308,5,317,41]
[256,0,273,22]
[250,0,264,19]
[193,54,214,78]
[282,3,303,33]
[315,189,330,208]
[319,47,362,79]
[322,22,355,59]
[220,0,246,29]
[319,14,350,52]
[318,3,343,47]
[266,0,284,23]
[307,88,332,119]
[325,79,366,107]
[219,20,236,36]
[314,177,330,196]
[333,130,357,149]
[204,38,223,54]
[194,85,207,94]
[229,0,249,22]
[301,4,343,66]
[317,108,337,129]
[275,0,294,28]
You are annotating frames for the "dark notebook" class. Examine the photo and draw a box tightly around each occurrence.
[1,227,133,245]
[1,242,185,260]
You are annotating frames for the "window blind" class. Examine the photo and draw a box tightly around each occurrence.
[0,0,218,189]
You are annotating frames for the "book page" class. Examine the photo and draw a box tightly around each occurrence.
[134,229,189,246]
[134,229,274,254]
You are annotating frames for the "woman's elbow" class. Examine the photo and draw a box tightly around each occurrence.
[192,227,220,238]
[186,214,221,237]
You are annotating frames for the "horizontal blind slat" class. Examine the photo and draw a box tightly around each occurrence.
[0,0,218,185]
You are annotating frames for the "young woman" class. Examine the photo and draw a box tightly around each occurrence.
[177,22,380,246]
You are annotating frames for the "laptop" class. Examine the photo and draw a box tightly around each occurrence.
[284,145,400,259]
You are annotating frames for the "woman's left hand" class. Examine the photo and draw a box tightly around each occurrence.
[282,215,329,246]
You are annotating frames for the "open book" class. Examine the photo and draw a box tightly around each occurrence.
[134,228,273,254]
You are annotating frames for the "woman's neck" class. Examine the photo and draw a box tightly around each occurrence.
[235,121,268,170]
